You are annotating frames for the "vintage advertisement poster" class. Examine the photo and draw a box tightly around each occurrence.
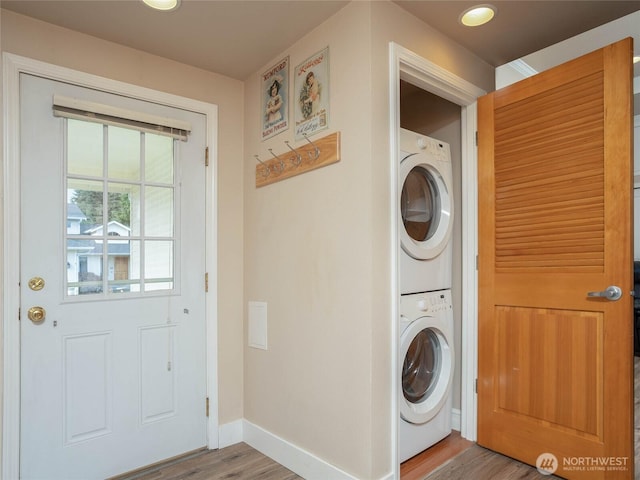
[294,47,329,140]
[261,56,289,140]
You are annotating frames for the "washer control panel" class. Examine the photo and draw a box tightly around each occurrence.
[412,290,451,314]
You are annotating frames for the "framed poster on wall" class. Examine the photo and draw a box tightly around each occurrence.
[261,56,289,140]
[294,47,329,140]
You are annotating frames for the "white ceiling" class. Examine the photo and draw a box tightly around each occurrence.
[395,1,640,68]
[0,0,350,80]
[2,0,639,81]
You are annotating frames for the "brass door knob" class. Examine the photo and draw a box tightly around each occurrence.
[27,306,46,324]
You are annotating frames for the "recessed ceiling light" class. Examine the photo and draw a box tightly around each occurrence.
[460,4,496,27]
[142,0,180,12]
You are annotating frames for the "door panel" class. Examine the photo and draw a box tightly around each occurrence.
[63,332,113,444]
[19,73,207,479]
[478,38,633,479]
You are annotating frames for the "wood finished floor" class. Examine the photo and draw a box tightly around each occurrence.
[117,435,548,480]
[114,442,302,480]
[400,432,561,479]
[114,358,640,480]
[404,357,640,479]
[400,430,472,480]
[422,444,559,480]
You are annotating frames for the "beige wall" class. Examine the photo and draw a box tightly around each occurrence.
[243,2,493,479]
[0,9,245,426]
[243,2,376,477]
[2,2,495,478]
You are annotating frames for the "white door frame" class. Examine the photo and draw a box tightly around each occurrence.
[2,53,219,480]
[389,42,485,476]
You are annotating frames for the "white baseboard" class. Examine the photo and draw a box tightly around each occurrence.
[243,419,362,480]
[218,411,463,480]
[218,419,243,449]
[219,418,395,479]
[451,408,461,432]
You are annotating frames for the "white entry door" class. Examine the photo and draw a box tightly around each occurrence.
[19,73,208,479]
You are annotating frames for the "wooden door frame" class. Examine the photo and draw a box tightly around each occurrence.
[1,53,219,479]
[389,42,486,475]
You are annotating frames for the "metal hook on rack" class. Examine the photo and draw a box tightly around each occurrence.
[268,149,286,173]
[303,133,320,160]
[254,155,270,177]
[284,141,303,167]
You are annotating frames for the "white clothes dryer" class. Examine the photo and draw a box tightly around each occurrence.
[399,289,454,463]
[399,128,454,295]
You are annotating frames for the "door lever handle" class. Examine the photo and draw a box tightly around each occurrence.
[587,285,622,301]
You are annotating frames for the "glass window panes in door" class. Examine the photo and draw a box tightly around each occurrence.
[65,119,176,296]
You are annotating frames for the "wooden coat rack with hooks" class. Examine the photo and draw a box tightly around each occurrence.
[254,131,340,188]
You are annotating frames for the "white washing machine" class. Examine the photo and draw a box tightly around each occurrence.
[399,289,454,463]
[399,128,454,295]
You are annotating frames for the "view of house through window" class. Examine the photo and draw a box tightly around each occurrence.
[65,118,175,296]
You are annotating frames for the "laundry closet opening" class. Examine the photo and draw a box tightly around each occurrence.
[399,79,463,438]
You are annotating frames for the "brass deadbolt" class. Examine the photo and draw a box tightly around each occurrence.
[28,277,45,291]
[27,306,46,324]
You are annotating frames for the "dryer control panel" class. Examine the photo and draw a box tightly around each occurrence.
[400,129,451,162]
[415,136,450,163]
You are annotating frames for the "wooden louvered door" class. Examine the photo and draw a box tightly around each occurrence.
[477,38,633,479]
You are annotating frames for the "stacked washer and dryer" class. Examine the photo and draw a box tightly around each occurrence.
[398,128,455,463]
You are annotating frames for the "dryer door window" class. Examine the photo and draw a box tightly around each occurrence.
[402,328,441,404]
[401,166,441,243]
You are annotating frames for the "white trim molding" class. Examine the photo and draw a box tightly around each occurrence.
[388,42,401,480]
[243,420,362,480]
[219,419,395,480]
[508,59,539,78]
[460,101,479,442]
[389,42,485,478]
[218,419,244,449]
[451,408,462,432]
[2,52,219,480]
[395,45,484,106]
[2,52,23,480]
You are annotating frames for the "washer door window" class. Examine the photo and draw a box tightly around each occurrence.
[399,155,453,260]
[399,318,453,425]
[403,328,440,404]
